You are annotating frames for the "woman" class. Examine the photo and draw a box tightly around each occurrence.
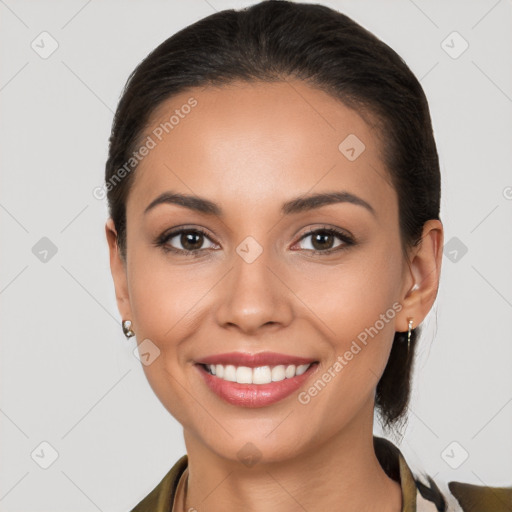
[104,1,511,511]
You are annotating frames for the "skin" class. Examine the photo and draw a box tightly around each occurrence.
[106,79,443,512]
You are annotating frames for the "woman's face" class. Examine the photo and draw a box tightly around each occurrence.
[109,80,423,463]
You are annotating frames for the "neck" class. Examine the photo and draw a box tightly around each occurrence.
[181,401,402,512]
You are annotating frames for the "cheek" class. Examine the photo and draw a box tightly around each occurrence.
[126,251,205,424]
[292,256,402,430]
[297,243,403,337]
[127,246,208,341]
[293,238,403,381]
[138,354,197,431]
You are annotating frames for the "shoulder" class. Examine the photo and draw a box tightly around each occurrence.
[129,454,188,512]
[374,436,512,512]
[446,480,511,512]
[412,471,512,512]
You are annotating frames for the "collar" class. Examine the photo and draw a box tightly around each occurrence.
[373,435,418,511]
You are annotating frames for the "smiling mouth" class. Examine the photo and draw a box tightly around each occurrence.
[195,359,320,408]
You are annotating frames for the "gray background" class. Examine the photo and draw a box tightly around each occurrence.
[1,0,511,510]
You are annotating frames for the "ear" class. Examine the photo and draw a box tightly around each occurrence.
[105,218,133,325]
[396,219,444,332]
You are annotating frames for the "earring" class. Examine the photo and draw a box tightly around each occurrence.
[122,319,135,339]
[407,318,414,352]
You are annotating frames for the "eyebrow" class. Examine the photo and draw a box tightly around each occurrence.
[144,190,376,217]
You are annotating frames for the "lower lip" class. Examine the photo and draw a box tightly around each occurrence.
[195,363,319,408]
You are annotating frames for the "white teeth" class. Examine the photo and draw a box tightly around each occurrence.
[223,364,237,382]
[271,365,286,381]
[296,363,309,376]
[253,366,272,384]
[285,365,296,379]
[236,366,253,384]
[205,362,313,384]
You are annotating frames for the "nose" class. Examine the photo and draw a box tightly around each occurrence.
[214,245,294,335]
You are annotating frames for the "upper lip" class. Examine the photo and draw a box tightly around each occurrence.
[196,351,318,368]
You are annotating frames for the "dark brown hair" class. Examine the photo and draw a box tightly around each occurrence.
[105,0,441,431]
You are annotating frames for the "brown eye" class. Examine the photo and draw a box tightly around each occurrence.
[295,227,355,254]
[178,231,205,251]
[155,227,218,256]
[310,231,337,251]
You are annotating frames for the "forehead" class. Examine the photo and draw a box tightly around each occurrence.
[127,79,395,221]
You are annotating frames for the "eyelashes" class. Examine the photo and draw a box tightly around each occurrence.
[295,226,355,254]
[153,225,356,258]
[154,227,217,258]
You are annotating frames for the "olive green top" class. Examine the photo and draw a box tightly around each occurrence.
[129,436,511,512]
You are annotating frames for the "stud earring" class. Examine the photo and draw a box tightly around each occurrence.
[122,319,135,339]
